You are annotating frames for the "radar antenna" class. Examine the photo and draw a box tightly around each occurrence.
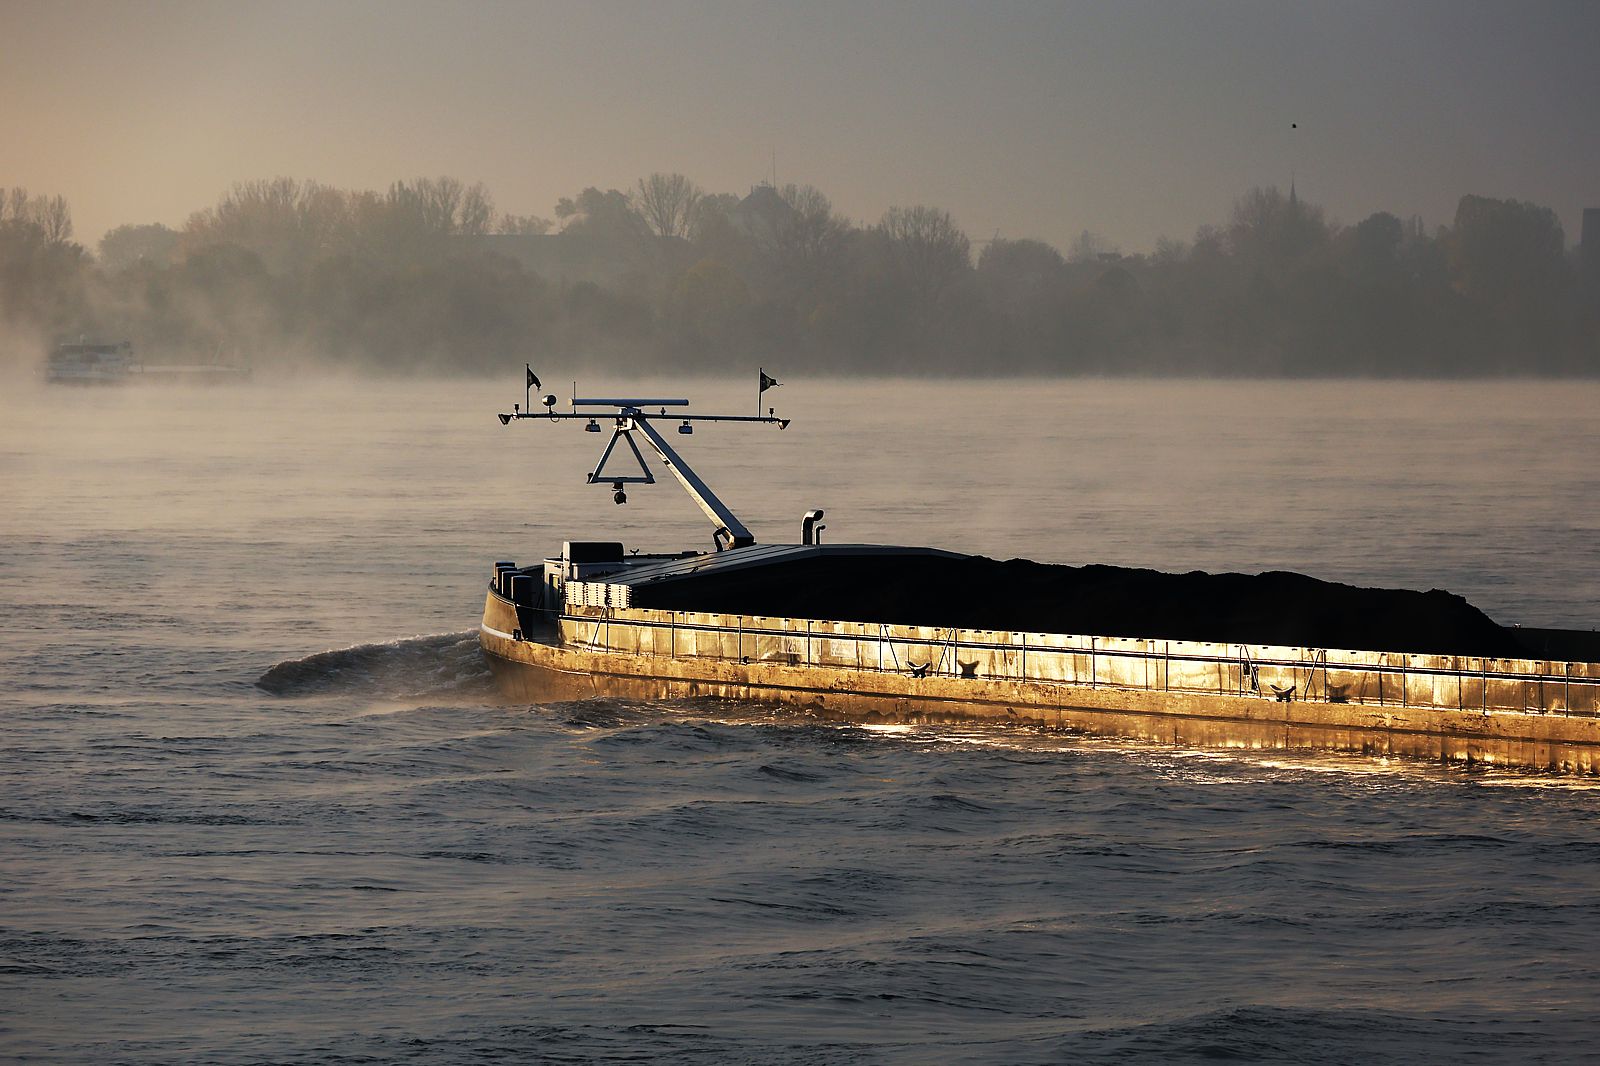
[496,372,790,551]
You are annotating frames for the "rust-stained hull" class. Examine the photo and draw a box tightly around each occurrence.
[480,597,1600,775]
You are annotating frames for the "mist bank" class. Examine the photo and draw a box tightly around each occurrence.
[2,176,1597,377]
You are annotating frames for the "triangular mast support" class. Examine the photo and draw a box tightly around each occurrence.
[586,424,656,485]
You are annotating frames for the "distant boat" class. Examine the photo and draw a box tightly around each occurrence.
[45,341,139,384]
[44,340,249,385]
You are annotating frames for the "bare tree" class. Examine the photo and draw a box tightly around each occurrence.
[771,183,849,288]
[406,176,464,234]
[0,187,28,223]
[458,182,494,236]
[31,194,73,243]
[632,172,702,240]
[183,178,351,269]
[0,188,73,243]
[879,205,971,299]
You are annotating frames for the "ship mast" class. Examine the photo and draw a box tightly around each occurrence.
[497,380,790,551]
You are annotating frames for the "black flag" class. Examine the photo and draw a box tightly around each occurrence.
[527,365,541,390]
[759,369,780,392]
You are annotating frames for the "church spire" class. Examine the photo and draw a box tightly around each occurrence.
[1288,120,1299,211]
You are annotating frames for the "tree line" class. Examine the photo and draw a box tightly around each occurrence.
[2,173,1596,375]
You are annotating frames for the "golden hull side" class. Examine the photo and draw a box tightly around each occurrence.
[479,619,1600,775]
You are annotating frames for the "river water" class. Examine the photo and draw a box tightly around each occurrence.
[4,376,1600,1063]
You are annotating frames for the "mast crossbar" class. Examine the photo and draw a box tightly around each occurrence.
[497,385,789,549]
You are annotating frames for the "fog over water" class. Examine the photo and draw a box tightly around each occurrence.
[5,376,1600,1061]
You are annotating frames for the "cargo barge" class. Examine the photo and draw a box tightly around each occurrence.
[480,374,1600,774]
[44,340,249,384]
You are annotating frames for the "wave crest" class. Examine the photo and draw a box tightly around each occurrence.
[256,631,493,699]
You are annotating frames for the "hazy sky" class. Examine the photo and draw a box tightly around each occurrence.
[3,0,1596,254]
